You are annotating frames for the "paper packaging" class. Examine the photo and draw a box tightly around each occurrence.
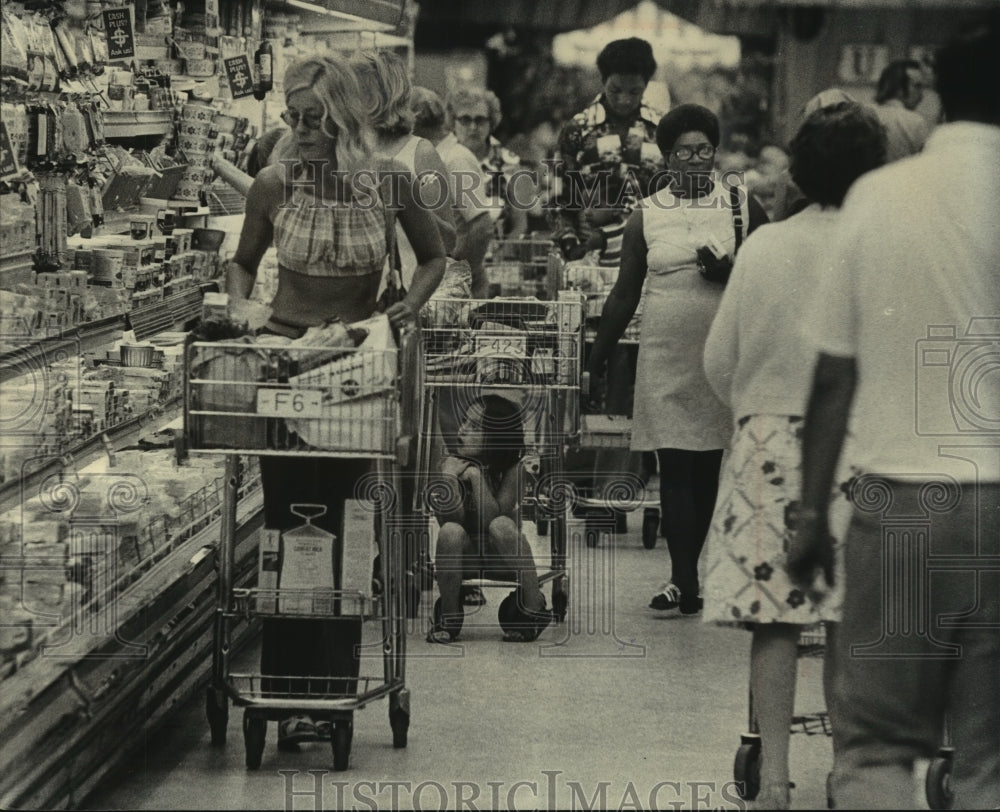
[256,527,280,614]
[342,499,374,598]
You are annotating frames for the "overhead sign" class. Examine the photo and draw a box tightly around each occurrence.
[103,7,135,61]
[223,55,255,99]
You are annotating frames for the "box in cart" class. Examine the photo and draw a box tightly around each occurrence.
[256,521,338,616]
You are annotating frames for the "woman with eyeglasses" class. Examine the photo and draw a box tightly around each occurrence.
[225,56,446,751]
[446,86,527,240]
[586,104,768,616]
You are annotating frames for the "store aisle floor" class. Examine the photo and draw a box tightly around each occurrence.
[82,521,834,810]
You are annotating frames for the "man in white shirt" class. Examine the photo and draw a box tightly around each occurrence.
[411,86,493,299]
[790,20,1000,809]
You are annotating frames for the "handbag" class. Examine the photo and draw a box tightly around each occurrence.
[697,183,747,286]
[376,169,407,313]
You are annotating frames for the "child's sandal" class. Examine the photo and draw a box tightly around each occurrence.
[426,597,463,644]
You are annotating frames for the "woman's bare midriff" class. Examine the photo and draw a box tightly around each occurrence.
[268,265,382,332]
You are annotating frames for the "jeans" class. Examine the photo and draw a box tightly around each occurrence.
[829,479,1000,809]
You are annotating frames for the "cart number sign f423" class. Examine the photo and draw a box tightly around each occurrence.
[256,389,324,417]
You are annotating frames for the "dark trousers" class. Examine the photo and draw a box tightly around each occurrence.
[259,456,370,696]
[655,448,723,599]
[829,480,1000,809]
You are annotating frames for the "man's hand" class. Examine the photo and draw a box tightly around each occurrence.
[786,510,836,599]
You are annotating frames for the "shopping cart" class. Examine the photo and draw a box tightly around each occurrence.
[732,623,830,802]
[416,295,584,630]
[485,237,561,299]
[183,324,420,770]
[559,262,660,549]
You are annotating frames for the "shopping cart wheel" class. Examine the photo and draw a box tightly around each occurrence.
[243,712,266,770]
[642,508,659,549]
[390,707,409,749]
[206,686,228,746]
[332,719,353,771]
[552,589,568,623]
[615,511,628,534]
[925,748,954,809]
[733,736,762,800]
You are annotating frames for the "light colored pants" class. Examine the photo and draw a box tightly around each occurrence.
[829,479,1000,809]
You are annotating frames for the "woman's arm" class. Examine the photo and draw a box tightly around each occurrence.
[587,209,648,376]
[226,169,278,300]
[703,244,751,405]
[393,172,447,326]
[211,152,253,197]
[413,139,458,254]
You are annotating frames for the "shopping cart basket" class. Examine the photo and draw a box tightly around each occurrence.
[183,325,420,770]
[415,295,584,629]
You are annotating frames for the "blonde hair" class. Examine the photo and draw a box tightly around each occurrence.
[282,56,375,183]
[351,50,414,137]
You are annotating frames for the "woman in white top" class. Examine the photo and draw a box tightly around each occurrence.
[702,102,886,809]
[588,104,768,616]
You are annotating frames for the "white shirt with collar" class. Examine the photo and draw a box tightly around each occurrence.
[807,121,1000,482]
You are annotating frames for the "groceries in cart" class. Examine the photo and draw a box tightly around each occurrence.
[186,313,400,454]
[421,295,582,389]
[427,394,554,644]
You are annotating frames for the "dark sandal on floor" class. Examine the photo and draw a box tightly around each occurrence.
[277,715,316,751]
[426,597,463,643]
[498,591,553,642]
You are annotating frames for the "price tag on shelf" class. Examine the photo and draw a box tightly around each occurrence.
[256,388,323,418]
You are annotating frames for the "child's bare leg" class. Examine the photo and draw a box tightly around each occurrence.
[434,522,471,619]
[488,516,544,611]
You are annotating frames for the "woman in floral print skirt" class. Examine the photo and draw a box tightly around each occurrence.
[702,102,887,809]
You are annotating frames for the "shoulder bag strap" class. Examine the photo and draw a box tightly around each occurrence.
[729,182,746,256]
[379,160,403,292]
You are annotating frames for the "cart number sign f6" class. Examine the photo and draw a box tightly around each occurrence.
[256,389,324,417]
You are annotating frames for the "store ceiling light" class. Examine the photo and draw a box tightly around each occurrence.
[282,0,396,30]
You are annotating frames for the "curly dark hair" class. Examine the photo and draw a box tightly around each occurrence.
[875,59,921,105]
[789,102,886,208]
[596,38,657,83]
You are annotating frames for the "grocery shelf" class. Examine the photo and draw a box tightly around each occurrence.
[0,285,209,385]
[0,473,265,810]
[102,111,174,139]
